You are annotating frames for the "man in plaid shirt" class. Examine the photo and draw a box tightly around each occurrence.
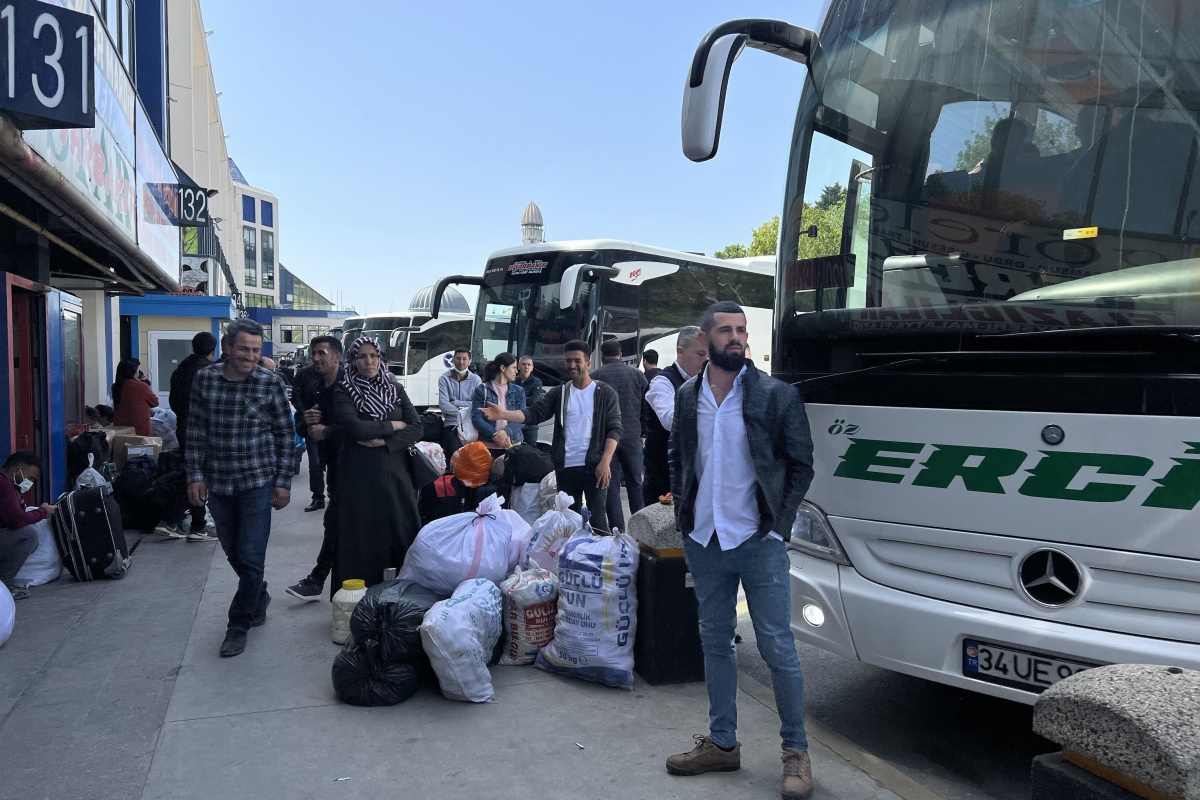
[186,318,294,658]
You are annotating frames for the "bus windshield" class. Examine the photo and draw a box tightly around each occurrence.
[474,251,600,381]
[779,0,1200,352]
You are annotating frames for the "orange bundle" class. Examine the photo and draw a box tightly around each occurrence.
[451,442,493,488]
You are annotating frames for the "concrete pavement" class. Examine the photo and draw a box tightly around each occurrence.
[1,458,903,800]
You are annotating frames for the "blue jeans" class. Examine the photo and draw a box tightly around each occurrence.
[604,437,645,531]
[683,533,808,751]
[208,484,273,632]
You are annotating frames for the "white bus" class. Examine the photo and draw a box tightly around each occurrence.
[430,240,775,381]
[684,6,1200,703]
[338,304,473,412]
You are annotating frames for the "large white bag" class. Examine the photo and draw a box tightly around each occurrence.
[420,578,503,702]
[536,525,639,689]
[399,494,516,597]
[537,471,558,513]
[0,582,13,648]
[509,483,541,527]
[456,406,479,445]
[498,565,559,666]
[520,492,581,573]
[415,441,447,475]
[13,514,61,588]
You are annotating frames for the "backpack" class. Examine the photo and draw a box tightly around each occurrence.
[67,431,110,484]
[113,456,163,532]
[504,443,553,487]
[419,411,444,442]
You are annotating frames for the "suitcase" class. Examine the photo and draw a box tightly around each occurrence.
[634,550,705,685]
[53,485,131,581]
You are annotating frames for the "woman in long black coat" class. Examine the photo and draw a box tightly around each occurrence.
[332,337,422,591]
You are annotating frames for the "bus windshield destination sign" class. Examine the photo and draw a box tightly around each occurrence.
[0,0,94,129]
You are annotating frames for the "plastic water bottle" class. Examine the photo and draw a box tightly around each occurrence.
[331,579,367,644]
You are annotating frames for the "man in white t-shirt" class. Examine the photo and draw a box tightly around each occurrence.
[481,339,622,530]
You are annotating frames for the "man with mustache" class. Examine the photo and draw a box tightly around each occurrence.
[665,301,816,800]
[480,339,621,531]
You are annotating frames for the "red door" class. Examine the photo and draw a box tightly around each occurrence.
[11,291,44,503]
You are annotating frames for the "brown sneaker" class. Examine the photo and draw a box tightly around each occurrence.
[666,735,741,776]
[781,747,814,799]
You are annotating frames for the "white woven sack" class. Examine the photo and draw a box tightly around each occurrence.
[420,578,502,702]
[520,492,581,573]
[498,565,558,666]
[399,494,514,596]
[13,514,61,588]
[509,483,540,527]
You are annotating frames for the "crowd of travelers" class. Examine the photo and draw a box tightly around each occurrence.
[0,300,818,799]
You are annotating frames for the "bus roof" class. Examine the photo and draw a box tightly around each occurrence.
[484,239,776,277]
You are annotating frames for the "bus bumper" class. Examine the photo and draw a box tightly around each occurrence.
[788,552,1200,705]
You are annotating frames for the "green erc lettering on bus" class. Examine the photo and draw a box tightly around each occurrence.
[832,438,1200,511]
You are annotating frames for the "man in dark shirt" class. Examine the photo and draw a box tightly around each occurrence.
[513,355,545,445]
[186,318,294,658]
[642,349,662,382]
[589,339,648,531]
[168,331,217,540]
[286,336,346,602]
[0,452,55,600]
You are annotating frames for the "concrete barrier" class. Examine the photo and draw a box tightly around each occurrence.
[1032,663,1200,800]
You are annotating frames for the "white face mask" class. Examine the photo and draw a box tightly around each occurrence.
[15,470,32,494]
[453,366,470,376]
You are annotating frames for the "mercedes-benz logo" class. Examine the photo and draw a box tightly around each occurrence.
[1018,549,1082,607]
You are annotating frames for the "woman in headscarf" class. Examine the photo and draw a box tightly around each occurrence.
[332,337,422,593]
[112,357,158,436]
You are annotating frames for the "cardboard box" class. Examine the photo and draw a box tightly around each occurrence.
[113,435,162,469]
[100,426,137,451]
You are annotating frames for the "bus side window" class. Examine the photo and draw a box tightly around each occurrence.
[407,340,429,375]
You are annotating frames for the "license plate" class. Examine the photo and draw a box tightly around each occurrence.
[962,640,1095,693]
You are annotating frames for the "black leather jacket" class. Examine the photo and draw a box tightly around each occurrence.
[668,361,814,540]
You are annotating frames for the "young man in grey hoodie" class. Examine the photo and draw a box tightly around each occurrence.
[437,347,481,458]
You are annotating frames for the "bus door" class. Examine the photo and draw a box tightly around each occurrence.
[599,307,639,365]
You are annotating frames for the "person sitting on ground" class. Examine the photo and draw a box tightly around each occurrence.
[0,452,57,601]
[112,358,159,436]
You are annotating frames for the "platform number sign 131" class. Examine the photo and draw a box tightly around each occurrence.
[0,0,93,129]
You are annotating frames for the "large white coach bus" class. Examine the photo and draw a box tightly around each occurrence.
[430,240,775,381]
[683,5,1200,702]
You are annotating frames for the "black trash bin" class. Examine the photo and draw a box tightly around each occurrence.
[634,548,705,685]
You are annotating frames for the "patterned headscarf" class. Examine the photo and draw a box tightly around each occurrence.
[342,336,398,420]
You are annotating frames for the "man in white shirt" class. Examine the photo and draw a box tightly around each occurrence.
[640,325,707,505]
[481,339,622,531]
[665,302,816,800]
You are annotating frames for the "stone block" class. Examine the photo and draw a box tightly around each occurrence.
[627,502,682,554]
[1033,663,1200,800]
[1031,753,1142,800]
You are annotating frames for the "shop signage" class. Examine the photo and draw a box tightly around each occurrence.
[177,185,209,225]
[0,0,94,129]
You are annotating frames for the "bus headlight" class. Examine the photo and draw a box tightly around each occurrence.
[787,502,851,566]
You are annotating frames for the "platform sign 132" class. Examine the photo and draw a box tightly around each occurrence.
[0,0,94,129]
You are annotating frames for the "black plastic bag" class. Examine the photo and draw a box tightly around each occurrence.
[332,640,420,706]
[348,579,440,662]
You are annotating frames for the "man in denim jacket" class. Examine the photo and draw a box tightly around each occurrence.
[666,301,816,800]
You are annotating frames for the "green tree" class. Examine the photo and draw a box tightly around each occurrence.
[714,215,780,259]
[816,182,846,209]
[954,106,1081,171]
[748,215,779,256]
[713,242,749,259]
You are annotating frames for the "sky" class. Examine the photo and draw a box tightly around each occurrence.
[201,1,824,315]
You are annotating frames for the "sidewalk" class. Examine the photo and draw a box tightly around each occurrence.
[1,460,902,800]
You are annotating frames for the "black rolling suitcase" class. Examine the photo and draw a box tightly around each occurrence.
[53,485,130,581]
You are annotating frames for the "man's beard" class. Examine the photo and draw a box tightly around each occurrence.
[708,340,745,371]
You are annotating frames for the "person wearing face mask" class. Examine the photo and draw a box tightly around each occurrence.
[0,452,57,601]
[437,347,481,459]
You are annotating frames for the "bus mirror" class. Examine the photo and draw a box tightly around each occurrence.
[683,20,819,163]
[389,326,420,347]
[559,264,619,310]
